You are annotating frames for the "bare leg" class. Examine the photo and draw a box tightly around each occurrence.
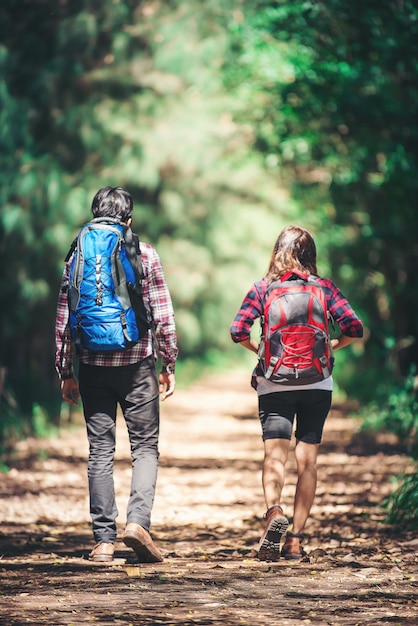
[257,438,290,560]
[292,440,319,534]
[262,438,291,508]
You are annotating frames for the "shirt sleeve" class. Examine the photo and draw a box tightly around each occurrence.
[230,276,364,342]
[323,279,364,338]
[146,247,178,369]
[55,261,75,380]
[230,282,264,343]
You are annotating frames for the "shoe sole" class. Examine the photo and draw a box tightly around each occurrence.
[282,549,306,560]
[123,532,164,563]
[89,554,114,562]
[258,516,289,561]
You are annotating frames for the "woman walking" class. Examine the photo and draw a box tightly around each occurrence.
[230,225,363,560]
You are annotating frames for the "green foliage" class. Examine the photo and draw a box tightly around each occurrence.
[0,0,293,453]
[361,367,418,528]
[384,470,418,530]
[0,388,26,460]
[175,347,255,389]
[224,0,418,396]
[1,0,418,455]
[0,377,59,459]
[361,366,418,457]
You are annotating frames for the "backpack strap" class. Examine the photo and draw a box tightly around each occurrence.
[122,224,151,334]
[123,226,144,282]
[64,237,78,262]
[280,269,309,282]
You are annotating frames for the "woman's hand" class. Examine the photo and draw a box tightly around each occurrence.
[331,335,357,351]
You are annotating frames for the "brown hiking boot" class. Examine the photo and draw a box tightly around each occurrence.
[89,542,115,562]
[123,523,164,563]
[281,531,307,560]
[257,505,289,561]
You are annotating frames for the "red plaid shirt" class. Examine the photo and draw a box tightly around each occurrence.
[230,276,364,342]
[55,241,178,380]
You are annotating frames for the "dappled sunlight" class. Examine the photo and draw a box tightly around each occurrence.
[0,372,417,624]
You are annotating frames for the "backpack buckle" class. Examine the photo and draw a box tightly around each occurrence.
[265,355,278,379]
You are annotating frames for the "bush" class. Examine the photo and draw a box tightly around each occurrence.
[361,366,418,457]
[361,366,418,528]
[384,470,418,530]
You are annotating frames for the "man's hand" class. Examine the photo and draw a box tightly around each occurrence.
[61,377,81,406]
[159,372,176,401]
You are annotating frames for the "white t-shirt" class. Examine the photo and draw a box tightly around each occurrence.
[256,375,333,396]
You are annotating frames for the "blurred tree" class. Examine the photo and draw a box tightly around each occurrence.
[224,0,418,396]
[3,0,415,450]
[0,0,292,446]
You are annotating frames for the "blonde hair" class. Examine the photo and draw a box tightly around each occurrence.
[265,225,318,282]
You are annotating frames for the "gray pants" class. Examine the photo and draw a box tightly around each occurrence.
[78,357,159,544]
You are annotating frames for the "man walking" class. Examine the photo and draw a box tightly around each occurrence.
[55,186,178,563]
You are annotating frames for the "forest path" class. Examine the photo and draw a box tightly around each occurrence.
[0,371,416,625]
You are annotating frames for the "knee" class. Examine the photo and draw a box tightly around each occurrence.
[296,457,318,478]
[263,438,290,467]
[131,439,159,458]
[89,436,116,470]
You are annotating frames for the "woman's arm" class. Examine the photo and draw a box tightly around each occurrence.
[331,334,358,351]
[239,337,259,354]
[230,282,264,344]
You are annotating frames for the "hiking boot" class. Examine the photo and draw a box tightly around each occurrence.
[123,523,164,563]
[89,542,114,562]
[257,505,289,561]
[281,531,307,560]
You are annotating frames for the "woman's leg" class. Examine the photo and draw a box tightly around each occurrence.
[262,438,291,509]
[292,440,319,534]
[281,390,332,559]
[259,392,295,508]
[257,439,290,560]
[257,393,294,560]
[291,389,332,534]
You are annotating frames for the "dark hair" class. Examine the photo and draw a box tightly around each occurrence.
[266,225,318,281]
[91,186,133,222]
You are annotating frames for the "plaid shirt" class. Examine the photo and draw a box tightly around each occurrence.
[230,276,364,343]
[55,241,178,380]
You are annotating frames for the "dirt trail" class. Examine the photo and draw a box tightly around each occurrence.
[0,371,417,625]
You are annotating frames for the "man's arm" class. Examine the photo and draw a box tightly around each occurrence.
[55,262,80,404]
[146,247,178,399]
[61,377,81,405]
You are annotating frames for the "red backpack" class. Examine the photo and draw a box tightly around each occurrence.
[259,270,334,385]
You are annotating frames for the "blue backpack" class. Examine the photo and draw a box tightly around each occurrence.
[65,218,150,351]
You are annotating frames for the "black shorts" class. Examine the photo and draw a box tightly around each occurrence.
[258,390,332,444]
